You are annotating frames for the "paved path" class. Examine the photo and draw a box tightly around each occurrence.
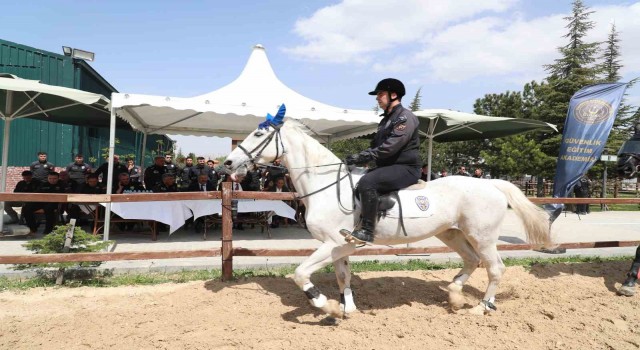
[1,210,639,277]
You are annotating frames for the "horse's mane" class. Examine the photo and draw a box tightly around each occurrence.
[283,119,341,164]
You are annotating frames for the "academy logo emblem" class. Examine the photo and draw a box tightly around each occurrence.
[574,99,613,124]
[415,196,429,211]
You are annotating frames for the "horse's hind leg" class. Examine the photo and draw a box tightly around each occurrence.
[333,257,357,313]
[466,232,505,315]
[293,242,356,317]
[436,229,481,310]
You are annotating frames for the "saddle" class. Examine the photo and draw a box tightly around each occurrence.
[376,179,427,213]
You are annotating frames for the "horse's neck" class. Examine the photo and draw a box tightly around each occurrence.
[280,124,352,209]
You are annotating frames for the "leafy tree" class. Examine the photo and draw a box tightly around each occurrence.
[329,138,371,160]
[480,135,553,177]
[472,91,555,177]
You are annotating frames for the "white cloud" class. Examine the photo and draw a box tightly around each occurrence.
[284,0,518,63]
[286,1,640,84]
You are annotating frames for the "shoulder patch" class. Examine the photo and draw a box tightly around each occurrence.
[392,115,408,125]
[395,123,407,131]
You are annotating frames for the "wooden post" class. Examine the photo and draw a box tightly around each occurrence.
[221,182,233,281]
[56,220,76,285]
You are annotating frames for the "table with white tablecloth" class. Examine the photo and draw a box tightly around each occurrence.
[103,199,296,234]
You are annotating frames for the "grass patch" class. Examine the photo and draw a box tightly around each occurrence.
[0,255,633,292]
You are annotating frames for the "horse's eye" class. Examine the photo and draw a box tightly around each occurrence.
[254,131,264,137]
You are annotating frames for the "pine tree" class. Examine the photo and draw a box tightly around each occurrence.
[599,23,637,160]
[545,0,601,81]
[600,23,622,82]
[533,0,602,158]
[408,88,422,112]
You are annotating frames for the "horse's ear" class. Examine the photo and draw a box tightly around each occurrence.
[266,113,274,122]
[273,104,286,124]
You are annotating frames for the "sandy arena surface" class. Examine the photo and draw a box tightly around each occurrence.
[1,260,640,350]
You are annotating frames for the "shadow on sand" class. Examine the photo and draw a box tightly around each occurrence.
[201,259,633,324]
[526,259,630,293]
[203,271,507,325]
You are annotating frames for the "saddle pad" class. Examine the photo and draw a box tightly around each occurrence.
[384,190,435,218]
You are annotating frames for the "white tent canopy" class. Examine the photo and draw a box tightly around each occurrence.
[111,44,379,141]
[104,44,381,240]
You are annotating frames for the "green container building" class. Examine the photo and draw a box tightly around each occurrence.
[0,39,171,167]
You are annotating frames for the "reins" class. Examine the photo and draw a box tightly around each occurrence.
[235,123,356,212]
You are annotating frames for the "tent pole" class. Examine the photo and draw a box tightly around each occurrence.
[140,132,147,168]
[427,118,435,181]
[427,137,433,181]
[0,92,12,233]
[103,106,117,241]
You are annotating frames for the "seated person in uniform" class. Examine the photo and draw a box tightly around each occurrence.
[22,172,65,236]
[153,173,178,192]
[126,158,143,185]
[114,173,145,194]
[144,156,167,190]
[68,173,105,221]
[57,170,78,221]
[4,170,40,224]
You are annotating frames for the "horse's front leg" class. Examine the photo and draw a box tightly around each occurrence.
[334,256,357,314]
[293,242,355,317]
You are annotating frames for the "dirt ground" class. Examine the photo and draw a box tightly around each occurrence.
[1,261,639,350]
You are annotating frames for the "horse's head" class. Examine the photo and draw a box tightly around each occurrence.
[616,153,640,179]
[223,104,287,174]
[616,124,640,179]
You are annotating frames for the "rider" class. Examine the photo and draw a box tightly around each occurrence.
[345,78,421,243]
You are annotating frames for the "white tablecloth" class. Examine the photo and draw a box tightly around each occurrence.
[103,199,296,234]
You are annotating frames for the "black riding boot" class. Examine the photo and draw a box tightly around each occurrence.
[619,246,640,296]
[350,188,379,243]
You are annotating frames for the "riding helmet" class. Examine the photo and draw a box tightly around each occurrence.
[368,78,406,98]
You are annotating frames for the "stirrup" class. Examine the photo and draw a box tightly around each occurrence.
[339,229,373,244]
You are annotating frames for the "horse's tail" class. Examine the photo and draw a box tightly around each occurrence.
[490,179,555,248]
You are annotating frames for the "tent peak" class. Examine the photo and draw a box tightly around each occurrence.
[253,44,265,50]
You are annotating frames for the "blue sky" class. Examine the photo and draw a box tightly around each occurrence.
[2,0,639,157]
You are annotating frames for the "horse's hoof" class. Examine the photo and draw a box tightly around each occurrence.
[340,302,357,314]
[447,283,466,310]
[322,299,344,318]
[618,285,636,297]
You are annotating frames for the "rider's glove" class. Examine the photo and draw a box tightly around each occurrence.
[345,151,372,165]
[345,154,359,165]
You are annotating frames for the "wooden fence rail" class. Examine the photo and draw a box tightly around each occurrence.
[2,188,639,281]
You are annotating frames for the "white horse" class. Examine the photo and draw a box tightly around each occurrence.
[224,119,554,316]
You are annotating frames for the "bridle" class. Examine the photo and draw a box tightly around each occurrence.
[232,122,356,212]
[236,123,285,167]
[618,153,640,178]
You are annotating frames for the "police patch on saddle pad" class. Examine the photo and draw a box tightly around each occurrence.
[384,192,435,218]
